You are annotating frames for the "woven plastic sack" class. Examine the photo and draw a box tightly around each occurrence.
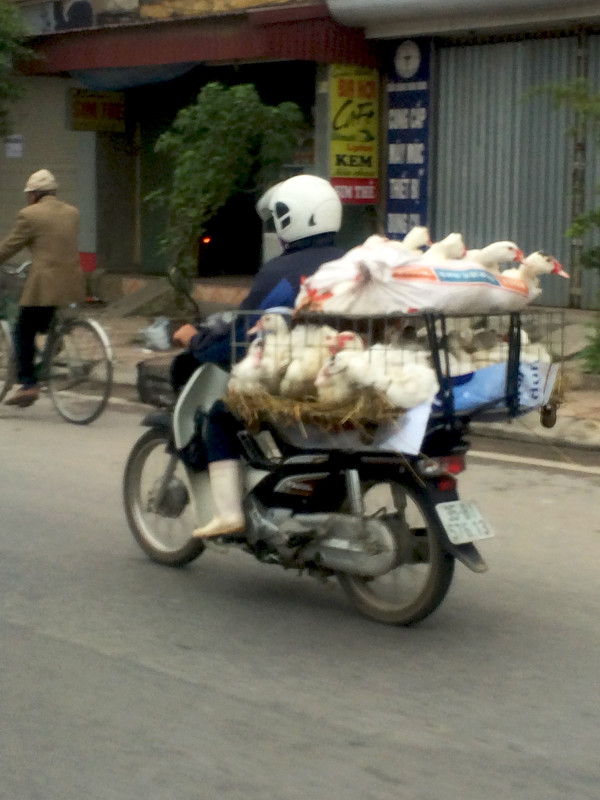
[296,239,531,315]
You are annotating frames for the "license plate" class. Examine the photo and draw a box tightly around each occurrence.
[436,501,495,545]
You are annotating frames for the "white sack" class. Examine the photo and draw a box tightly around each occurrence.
[296,240,532,315]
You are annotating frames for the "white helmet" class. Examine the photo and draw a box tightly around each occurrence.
[24,168,58,193]
[256,174,342,244]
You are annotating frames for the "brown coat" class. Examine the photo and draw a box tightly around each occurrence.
[0,195,85,307]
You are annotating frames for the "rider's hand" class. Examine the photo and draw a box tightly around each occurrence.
[172,323,197,348]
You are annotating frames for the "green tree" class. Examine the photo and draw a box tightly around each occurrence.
[149,82,307,282]
[532,78,600,369]
[0,1,33,135]
[533,78,600,267]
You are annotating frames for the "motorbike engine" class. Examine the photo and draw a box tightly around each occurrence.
[244,496,398,577]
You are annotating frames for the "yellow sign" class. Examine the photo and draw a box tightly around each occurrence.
[329,65,379,203]
[69,89,126,133]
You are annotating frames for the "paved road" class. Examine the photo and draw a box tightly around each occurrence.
[1,401,599,800]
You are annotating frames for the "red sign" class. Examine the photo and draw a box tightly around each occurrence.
[330,178,378,205]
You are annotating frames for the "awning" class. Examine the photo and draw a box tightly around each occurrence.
[325,0,600,38]
[22,3,377,77]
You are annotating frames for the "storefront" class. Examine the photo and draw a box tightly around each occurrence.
[327,0,600,307]
[12,2,378,282]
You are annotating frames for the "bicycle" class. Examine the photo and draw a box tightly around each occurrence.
[0,260,114,424]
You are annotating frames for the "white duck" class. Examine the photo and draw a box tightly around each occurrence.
[420,232,466,262]
[247,311,293,375]
[324,333,439,410]
[502,251,569,300]
[229,335,282,394]
[465,241,524,274]
[380,363,439,410]
[314,350,365,404]
[279,323,338,400]
[401,225,432,254]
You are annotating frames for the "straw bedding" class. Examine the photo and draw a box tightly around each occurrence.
[225,385,404,437]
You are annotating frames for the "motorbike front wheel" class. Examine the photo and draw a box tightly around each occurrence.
[123,428,206,567]
[338,479,455,626]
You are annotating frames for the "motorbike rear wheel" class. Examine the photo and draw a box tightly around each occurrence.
[338,479,455,626]
[123,428,206,567]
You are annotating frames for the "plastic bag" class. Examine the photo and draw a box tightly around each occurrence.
[142,316,171,351]
[432,360,554,417]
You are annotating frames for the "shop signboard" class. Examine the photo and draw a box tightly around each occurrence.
[386,39,430,238]
[69,89,126,132]
[329,64,379,204]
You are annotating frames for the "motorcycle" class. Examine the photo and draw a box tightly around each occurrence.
[123,349,496,626]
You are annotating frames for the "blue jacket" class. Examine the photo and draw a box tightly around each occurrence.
[188,233,344,367]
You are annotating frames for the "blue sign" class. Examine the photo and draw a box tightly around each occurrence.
[386,39,431,240]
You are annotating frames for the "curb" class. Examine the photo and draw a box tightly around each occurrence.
[470,417,600,451]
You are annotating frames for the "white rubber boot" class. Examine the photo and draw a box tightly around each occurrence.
[192,460,245,538]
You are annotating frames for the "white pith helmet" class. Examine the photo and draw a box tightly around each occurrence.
[256,174,342,244]
[24,169,58,193]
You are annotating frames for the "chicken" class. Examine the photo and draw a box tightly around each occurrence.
[502,251,569,300]
[420,232,466,262]
[279,323,337,400]
[465,241,524,274]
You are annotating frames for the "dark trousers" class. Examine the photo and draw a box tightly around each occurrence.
[13,306,56,387]
[204,400,243,463]
[171,355,241,463]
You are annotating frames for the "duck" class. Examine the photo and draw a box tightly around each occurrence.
[229,335,282,394]
[420,232,466,262]
[502,251,569,300]
[465,241,524,274]
[380,363,439,409]
[279,323,338,400]
[314,350,365,404]
[246,310,294,391]
[324,333,439,409]
[401,225,432,254]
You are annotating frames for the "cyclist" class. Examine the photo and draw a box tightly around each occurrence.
[0,169,84,408]
[171,174,345,538]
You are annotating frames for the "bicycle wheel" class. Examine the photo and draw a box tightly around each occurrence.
[0,319,15,402]
[47,318,113,424]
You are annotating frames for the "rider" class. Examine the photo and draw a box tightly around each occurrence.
[170,174,344,390]
[173,174,345,539]
[0,169,84,408]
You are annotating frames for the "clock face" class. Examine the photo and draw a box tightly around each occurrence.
[395,40,421,79]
